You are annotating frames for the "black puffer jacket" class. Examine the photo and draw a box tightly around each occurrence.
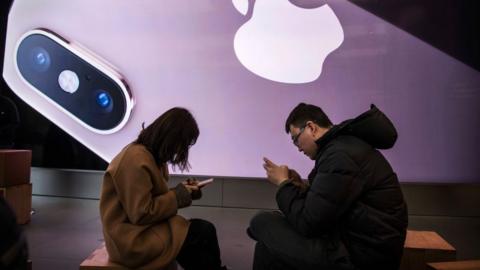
[277,105,408,269]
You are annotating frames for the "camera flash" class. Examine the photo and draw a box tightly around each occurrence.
[58,70,79,93]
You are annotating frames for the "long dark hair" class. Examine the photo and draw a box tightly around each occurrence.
[135,107,199,171]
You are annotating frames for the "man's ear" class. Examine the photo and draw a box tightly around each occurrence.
[307,121,323,138]
[306,120,316,131]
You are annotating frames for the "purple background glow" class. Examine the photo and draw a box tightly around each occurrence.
[3,0,480,182]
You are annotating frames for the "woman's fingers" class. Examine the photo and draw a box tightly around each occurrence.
[184,178,199,185]
[185,184,199,191]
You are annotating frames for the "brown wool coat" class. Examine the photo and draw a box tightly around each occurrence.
[99,144,190,269]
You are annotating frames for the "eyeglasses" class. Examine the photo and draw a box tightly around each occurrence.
[292,126,305,146]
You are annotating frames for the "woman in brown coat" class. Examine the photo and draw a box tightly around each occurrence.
[100,107,226,269]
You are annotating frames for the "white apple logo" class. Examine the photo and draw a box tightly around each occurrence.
[233,0,344,84]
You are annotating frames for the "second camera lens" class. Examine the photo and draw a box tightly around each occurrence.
[30,47,51,72]
[95,90,113,113]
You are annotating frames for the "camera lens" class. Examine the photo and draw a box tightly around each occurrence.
[95,90,113,112]
[30,47,51,72]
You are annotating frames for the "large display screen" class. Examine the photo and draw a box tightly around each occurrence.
[2,0,479,182]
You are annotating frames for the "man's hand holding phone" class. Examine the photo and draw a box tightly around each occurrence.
[262,157,290,186]
[288,169,309,192]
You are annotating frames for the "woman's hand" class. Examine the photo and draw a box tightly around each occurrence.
[183,178,199,187]
[182,183,199,194]
[182,178,202,200]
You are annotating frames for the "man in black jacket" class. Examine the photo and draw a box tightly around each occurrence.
[248,103,408,270]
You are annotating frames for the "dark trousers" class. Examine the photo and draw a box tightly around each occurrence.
[248,211,356,270]
[176,218,223,270]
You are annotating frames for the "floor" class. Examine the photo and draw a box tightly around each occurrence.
[21,195,480,270]
[23,196,259,270]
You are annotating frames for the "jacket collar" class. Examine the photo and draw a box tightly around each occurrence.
[313,122,346,159]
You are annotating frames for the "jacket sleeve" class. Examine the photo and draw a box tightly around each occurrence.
[111,152,178,225]
[276,150,362,237]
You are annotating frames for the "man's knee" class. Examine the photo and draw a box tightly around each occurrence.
[248,211,283,240]
[250,211,283,229]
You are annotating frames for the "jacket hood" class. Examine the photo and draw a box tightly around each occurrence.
[316,104,398,151]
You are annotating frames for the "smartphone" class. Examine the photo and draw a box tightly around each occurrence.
[4,0,477,181]
[197,178,214,187]
[4,0,341,178]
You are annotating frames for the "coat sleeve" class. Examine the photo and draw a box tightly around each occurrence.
[276,150,362,237]
[111,152,178,226]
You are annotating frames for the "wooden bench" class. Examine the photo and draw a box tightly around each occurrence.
[79,244,127,270]
[400,230,456,270]
[427,260,480,270]
[79,243,177,270]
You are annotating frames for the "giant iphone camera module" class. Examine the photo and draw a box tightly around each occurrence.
[15,29,133,134]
